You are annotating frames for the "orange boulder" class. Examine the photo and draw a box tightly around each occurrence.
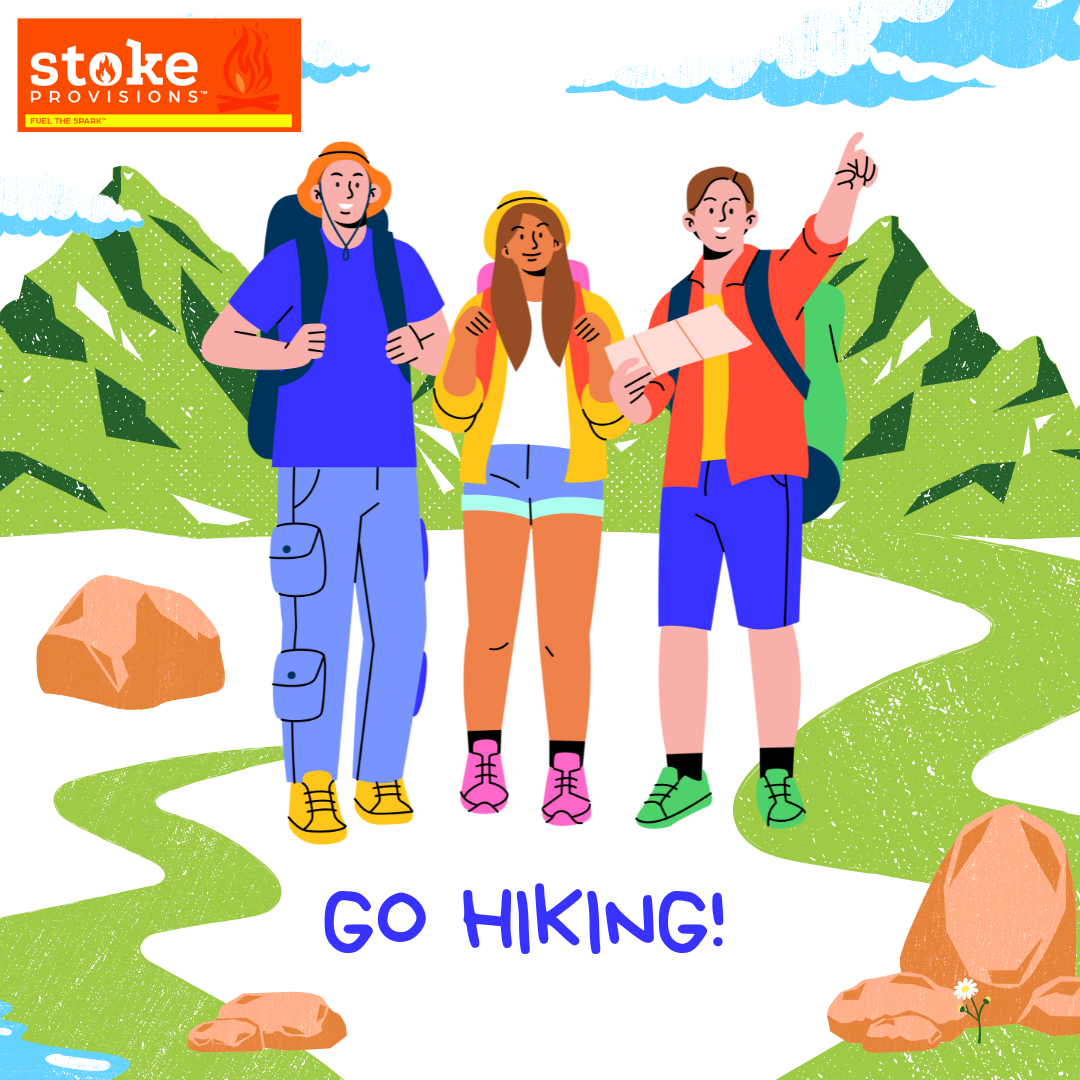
[37,576,224,710]
[827,805,1076,1053]
[900,804,1075,1024]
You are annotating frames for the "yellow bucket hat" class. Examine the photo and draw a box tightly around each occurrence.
[484,191,571,259]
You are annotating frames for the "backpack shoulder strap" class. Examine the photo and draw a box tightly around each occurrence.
[369,210,410,384]
[667,273,694,321]
[247,198,327,459]
[266,230,324,389]
[295,226,328,327]
[663,273,694,410]
[744,249,809,400]
[475,287,497,395]
[569,282,590,401]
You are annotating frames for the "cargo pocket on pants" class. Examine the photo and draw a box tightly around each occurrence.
[273,649,326,721]
[269,523,326,596]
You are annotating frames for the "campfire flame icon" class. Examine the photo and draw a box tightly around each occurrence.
[88,52,121,87]
[217,22,280,112]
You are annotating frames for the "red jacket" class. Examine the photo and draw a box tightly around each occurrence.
[643,215,846,487]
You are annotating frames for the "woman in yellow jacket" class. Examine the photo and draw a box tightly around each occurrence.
[433,191,627,825]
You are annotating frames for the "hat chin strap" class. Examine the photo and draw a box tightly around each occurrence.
[319,181,372,261]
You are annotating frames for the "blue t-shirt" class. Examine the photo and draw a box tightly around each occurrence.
[230,230,443,466]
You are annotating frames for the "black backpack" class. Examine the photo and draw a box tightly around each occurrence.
[247,198,410,459]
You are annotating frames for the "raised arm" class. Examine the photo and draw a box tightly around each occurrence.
[815,132,879,245]
[202,304,325,371]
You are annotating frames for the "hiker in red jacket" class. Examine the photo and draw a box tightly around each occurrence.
[609,133,878,831]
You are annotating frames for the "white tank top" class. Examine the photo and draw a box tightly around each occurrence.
[492,301,572,449]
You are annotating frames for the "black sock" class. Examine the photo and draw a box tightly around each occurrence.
[469,729,501,754]
[760,746,795,777]
[667,753,703,781]
[549,740,585,767]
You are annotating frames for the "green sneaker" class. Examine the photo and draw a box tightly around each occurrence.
[756,768,806,828]
[635,766,713,829]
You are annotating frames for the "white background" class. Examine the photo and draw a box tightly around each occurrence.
[1,3,1079,1078]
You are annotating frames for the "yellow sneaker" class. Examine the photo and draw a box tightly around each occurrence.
[354,779,414,824]
[288,771,348,844]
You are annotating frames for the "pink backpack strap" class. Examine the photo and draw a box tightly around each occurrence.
[474,288,496,394]
[568,282,591,402]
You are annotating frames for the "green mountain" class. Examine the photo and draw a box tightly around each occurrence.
[1,175,1074,540]
[825,216,1080,538]
[0,166,275,537]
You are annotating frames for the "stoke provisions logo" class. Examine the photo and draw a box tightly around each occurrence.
[18,19,301,132]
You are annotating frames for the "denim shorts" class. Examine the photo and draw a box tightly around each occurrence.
[658,459,802,630]
[461,444,603,522]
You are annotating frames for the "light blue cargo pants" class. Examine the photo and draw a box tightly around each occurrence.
[270,466,427,784]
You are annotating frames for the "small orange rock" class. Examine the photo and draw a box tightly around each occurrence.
[1018,976,1080,1036]
[828,972,967,1045]
[863,1015,944,1053]
[217,993,347,1050]
[187,1018,262,1052]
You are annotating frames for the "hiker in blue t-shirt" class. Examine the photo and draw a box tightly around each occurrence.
[204,142,447,843]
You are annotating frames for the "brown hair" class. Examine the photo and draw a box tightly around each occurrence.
[490,204,575,370]
[686,167,754,213]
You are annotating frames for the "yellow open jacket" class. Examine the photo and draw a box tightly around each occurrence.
[432,289,629,484]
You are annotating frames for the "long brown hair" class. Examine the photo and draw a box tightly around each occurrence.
[490,204,575,370]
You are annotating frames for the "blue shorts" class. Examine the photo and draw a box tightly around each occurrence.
[658,460,802,631]
[462,444,604,521]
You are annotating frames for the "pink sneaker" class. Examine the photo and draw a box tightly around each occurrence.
[460,739,509,814]
[541,752,591,826]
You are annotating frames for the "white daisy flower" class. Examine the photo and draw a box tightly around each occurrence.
[954,978,978,1000]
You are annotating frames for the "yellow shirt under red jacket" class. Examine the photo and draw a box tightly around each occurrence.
[432,283,629,484]
[643,215,847,487]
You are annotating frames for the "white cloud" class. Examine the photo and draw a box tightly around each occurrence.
[302,38,368,69]
[592,0,954,89]
[0,173,140,227]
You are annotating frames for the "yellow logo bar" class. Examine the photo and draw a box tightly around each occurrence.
[24,114,294,128]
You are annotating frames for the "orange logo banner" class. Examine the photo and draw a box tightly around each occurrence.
[18,18,301,132]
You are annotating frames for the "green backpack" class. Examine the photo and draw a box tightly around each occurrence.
[801,282,847,520]
[743,253,847,522]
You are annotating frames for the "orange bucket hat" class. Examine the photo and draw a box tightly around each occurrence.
[297,142,392,219]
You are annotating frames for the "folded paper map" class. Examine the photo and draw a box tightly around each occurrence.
[605,304,752,373]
